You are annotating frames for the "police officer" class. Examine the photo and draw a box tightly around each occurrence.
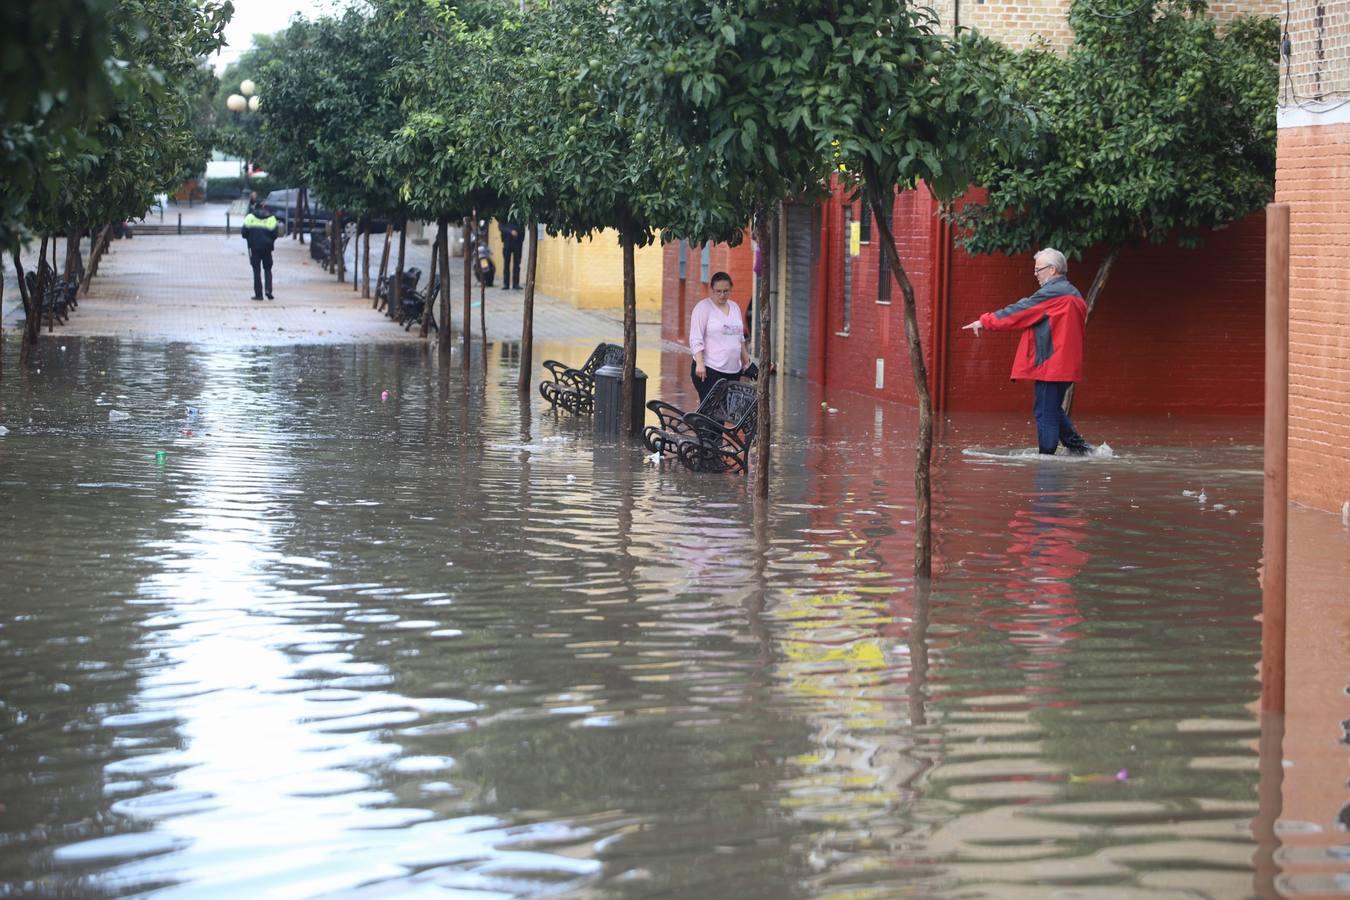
[241,203,282,300]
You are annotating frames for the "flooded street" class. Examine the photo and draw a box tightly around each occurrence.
[0,337,1321,897]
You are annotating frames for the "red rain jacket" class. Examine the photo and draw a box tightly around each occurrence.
[979,277,1088,382]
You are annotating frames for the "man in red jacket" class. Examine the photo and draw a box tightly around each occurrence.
[963,248,1095,456]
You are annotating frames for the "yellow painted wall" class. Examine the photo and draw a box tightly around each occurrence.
[487,222,663,312]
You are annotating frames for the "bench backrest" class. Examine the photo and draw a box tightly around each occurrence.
[723,383,757,431]
[580,342,624,376]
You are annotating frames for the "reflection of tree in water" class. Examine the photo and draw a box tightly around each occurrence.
[271,368,816,896]
[0,338,216,895]
[763,450,941,892]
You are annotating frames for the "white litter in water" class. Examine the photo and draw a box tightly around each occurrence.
[1213,503,1226,510]
[1182,490,1196,497]
[647,451,662,464]
[827,407,839,414]
[566,474,576,483]
[108,410,131,422]
[0,425,9,436]
[543,436,565,443]
[1197,491,1207,504]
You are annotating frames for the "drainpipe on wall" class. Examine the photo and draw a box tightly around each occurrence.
[1261,202,1289,715]
[929,188,953,414]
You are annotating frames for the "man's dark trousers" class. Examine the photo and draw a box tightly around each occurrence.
[1034,380,1090,455]
[250,249,274,298]
[502,242,523,290]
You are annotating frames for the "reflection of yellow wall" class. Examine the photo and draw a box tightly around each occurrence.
[488,222,662,312]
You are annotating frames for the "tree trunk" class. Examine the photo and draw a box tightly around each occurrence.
[518,220,538,394]
[80,225,111,295]
[42,234,53,335]
[479,262,487,359]
[620,225,637,435]
[375,224,392,309]
[753,206,774,499]
[438,215,453,355]
[865,165,933,581]
[63,231,78,282]
[462,217,472,366]
[13,252,33,351]
[352,217,360,292]
[393,223,406,321]
[1062,244,1119,416]
[422,226,441,338]
[362,222,372,299]
[297,188,306,245]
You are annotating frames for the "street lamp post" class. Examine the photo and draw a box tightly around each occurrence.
[226,80,260,199]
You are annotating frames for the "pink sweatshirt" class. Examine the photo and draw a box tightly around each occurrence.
[689,297,746,372]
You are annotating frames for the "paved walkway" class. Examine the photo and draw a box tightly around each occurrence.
[2,223,667,350]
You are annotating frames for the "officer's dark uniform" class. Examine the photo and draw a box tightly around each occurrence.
[241,207,281,299]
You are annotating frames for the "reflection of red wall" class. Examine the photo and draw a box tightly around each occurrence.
[662,186,1265,416]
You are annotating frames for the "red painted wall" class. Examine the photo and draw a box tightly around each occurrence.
[661,239,755,344]
[940,214,1266,415]
[817,184,938,406]
[658,189,1265,416]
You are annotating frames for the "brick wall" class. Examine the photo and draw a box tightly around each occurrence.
[660,238,755,345]
[1275,123,1350,514]
[819,185,936,404]
[1280,0,1350,105]
[814,184,1266,416]
[927,0,1278,51]
[941,215,1267,415]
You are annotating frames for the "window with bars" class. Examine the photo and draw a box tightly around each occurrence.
[700,243,710,283]
[678,240,687,280]
[859,203,872,243]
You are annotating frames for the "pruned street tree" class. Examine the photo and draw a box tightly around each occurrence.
[626,0,1019,578]
[490,0,686,429]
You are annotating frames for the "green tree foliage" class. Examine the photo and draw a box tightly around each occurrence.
[479,0,694,428]
[256,11,406,217]
[956,0,1277,317]
[5,0,231,348]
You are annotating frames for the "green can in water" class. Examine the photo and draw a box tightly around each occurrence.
[155,450,168,463]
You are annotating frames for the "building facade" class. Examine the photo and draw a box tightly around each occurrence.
[1275,0,1350,515]
[662,0,1279,418]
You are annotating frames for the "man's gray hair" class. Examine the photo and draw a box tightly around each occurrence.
[1036,248,1068,275]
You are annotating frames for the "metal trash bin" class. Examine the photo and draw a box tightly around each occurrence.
[593,363,647,437]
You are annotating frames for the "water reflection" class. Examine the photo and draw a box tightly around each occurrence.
[0,336,1319,897]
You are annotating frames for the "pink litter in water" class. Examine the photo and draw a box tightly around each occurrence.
[381,391,389,401]
[1115,769,1129,781]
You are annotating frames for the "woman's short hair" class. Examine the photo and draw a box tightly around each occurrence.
[710,271,732,287]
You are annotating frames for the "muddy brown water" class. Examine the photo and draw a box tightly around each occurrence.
[1,338,1279,897]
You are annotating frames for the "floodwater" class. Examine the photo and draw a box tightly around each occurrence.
[0,336,1320,898]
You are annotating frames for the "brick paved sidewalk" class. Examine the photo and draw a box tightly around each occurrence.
[1,229,671,353]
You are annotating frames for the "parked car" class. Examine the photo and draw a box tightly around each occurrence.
[261,189,389,234]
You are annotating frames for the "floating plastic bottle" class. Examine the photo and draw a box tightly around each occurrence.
[155,450,168,463]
